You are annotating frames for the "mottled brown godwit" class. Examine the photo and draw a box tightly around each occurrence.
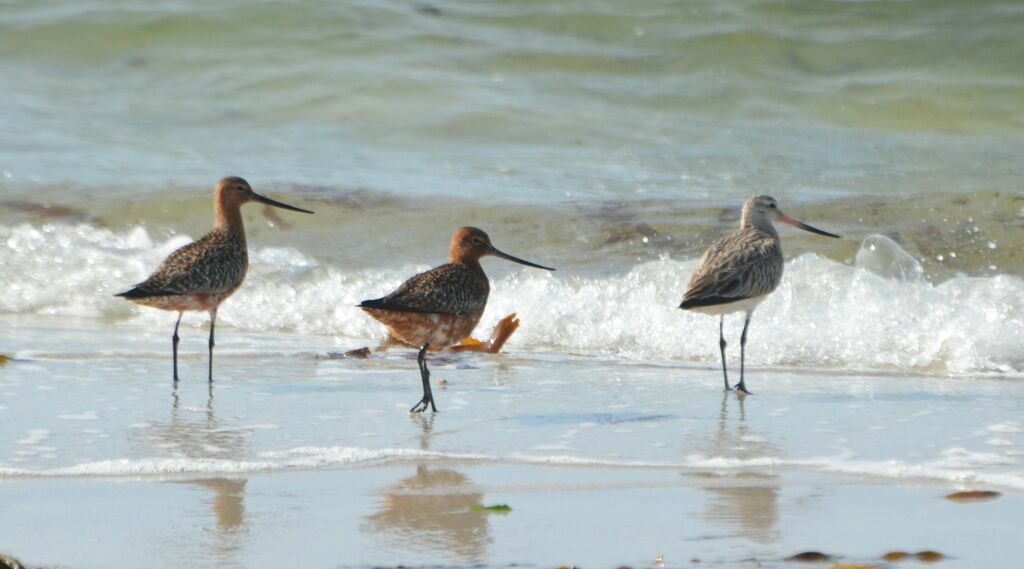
[116,177,313,383]
[681,195,839,393]
[360,227,554,412]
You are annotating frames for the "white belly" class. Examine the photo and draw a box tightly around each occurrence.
[686,295,767,316]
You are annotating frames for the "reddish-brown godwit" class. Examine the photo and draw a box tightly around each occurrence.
[116,177,313,383]
[681,195,839,393]
[360,227,554,412]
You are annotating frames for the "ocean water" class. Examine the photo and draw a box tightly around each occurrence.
[2,0,1023,201]
[2,1,1024,567]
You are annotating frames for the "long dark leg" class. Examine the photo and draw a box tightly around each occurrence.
[410,344,436,413]
[207,308,217,383]
[719,315,732,391]
[735,312,753,394]
[172,311,183,383]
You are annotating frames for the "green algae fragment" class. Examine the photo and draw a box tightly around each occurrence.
[471,503,511,512]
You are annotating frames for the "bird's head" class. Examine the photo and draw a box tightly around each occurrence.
[214,177,314,214]
[448,226,555,270]
[742,195,839,238]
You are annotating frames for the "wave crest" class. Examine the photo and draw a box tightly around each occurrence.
[3,223,1022,374]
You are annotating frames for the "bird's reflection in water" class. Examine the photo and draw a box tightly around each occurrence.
[130,384,250,565]
[363,414,492,564]
[190,477,247,533]
[488,356,513,389]
[692,392,781,545]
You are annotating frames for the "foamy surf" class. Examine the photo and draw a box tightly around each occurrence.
[683,450,1024,492]
[3,222,1022,374]
[4,445,1023,491]
[0,448,488,478]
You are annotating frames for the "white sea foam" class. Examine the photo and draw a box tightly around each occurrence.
[684,451,1024,490]
[58,411,99,421]
[988,422,1024,434]
[3,445,1023,490]
[3,223,1023,374]
[16,429,50,446]
[0,447,488,478]
[809,458,1024,491]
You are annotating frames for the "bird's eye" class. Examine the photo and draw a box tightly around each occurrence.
[769,203,776,209]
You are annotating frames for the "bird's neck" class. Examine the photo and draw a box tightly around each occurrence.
[213,202,246,240]
[451,257,484,273]
[448,248,484,268]
[741,212,779,238]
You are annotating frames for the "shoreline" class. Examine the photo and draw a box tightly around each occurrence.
[2,319,1022,567]
[2,464,1018,568]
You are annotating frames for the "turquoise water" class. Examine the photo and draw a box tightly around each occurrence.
[1,0,1022,202]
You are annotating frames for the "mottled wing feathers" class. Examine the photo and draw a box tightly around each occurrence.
[118,231,248,298]
[360,263,489,316]
[681,229,783,309]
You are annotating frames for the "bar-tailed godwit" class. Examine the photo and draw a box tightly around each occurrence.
[360,227,554,412]
[116,177,313,383]
[681,195,839,393]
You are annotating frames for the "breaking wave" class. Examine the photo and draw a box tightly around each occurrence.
[2,222,1022,374]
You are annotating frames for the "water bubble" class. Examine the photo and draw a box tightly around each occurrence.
[855,235,922,281]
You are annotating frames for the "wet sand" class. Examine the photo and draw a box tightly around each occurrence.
[4,464,1020,568]
[1,317,1021,568]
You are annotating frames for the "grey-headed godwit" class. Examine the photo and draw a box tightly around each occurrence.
[681,195,839,393]
[116,177,313,383]
[360,227,554,412]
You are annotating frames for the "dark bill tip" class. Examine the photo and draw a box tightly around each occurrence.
[779,214,840,238]
[252,192,315,214]
[489,247,556,271]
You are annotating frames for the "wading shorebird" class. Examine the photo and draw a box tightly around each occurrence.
[681,195,839,393]
[116,177,313,383]
[360,227,554,413]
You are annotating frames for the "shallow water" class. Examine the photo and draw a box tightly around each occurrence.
[1,319,1023,567]
[3,318,1023,487]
